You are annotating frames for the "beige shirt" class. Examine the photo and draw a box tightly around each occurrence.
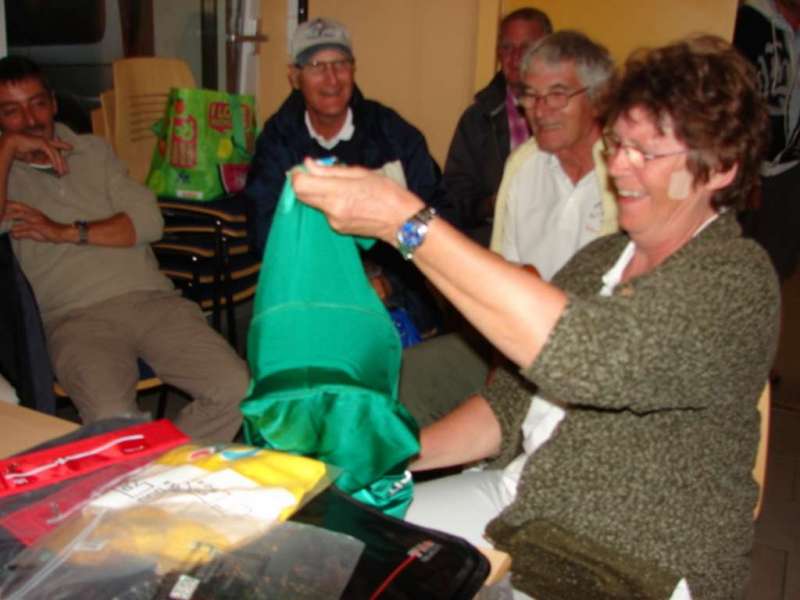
[9,124,173,326]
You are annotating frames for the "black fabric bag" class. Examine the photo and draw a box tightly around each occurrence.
[294,487,490,599]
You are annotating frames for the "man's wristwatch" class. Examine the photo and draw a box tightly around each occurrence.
[396,206,437,260]
[74,220,89,245]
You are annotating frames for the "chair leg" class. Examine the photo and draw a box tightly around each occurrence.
[211,221,224,334]
[221,234,237,349]
[155,387,169,420]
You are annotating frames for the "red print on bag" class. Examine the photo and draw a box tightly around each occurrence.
[169,114,198,169]
[208,102,251,133]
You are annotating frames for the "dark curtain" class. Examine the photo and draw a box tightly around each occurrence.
[5,0,105,46]
[118,0,155,57]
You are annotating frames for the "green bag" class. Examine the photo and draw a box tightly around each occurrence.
[146,87,257,201]
[241,170,420,519]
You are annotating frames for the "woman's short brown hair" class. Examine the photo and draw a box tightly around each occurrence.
[602,35,769,211]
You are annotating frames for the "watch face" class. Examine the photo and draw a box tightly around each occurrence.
[396,207,436,260]
[399,221,424,247]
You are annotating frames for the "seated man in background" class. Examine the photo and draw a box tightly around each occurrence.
[491,30,617,280]
[243,17,447,335]
[442,7,552,246]
[0,56,249,443]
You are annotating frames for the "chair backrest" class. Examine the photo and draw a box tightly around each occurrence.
[112,57,196,183]
[753,382,771,518]
[90,107,105,139]
[100,89,116,147]
[89,90,116,145]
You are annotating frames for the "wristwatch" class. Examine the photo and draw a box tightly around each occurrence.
[396,206,437,260]
[74,220,89,245]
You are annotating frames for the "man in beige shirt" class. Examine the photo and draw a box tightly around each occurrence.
[0,56,248,443]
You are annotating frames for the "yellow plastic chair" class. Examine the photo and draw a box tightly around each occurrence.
[100,89,116,146]
[111,57,196,183]
[90,90,116,146]
[90,107,105,139]
[753,383,771,518]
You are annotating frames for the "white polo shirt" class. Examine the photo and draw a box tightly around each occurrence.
[500,150,604,281]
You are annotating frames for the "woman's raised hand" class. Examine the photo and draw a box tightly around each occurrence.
[291,157,424,244]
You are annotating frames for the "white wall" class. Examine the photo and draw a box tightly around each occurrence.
[153,0,204,85]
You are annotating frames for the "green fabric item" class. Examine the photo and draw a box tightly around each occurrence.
[241,170,419,518]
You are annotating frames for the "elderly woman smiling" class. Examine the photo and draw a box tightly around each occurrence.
[293,36,780,600]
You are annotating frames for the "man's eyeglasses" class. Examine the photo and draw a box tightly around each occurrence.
[298,58,354,76]
[518,87,588,110]
[602,136,689,169]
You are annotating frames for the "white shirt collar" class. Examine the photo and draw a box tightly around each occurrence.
[600,242,635,297]
[305,108,355,150]
[599,213,720,296]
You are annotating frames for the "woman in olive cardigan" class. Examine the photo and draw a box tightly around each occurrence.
[292,35,780,599]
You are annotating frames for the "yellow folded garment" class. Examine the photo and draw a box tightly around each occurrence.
[41,444,332,572]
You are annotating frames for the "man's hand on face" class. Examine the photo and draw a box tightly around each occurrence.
[6,200,77,244]
[0,132,71,176]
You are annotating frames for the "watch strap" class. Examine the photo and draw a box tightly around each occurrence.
[74,220,89,245]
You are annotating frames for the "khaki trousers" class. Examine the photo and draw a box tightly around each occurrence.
[47,290,249,443]
[399,332,490,427]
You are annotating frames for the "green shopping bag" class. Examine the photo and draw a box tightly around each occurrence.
[146,88,257,201]
[241,169,420,518]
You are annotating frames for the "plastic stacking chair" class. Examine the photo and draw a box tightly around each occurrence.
[90,107,105,139]
[753,382,771,518]
[100,90,116,145]
[111,57,196,183]
[153,196,259,350]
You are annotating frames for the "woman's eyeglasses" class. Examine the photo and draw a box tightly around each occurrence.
[602,136,689,169]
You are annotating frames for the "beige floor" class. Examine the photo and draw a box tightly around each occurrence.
[744,268,800,600]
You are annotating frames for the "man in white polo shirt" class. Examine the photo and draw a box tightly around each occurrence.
[491,30,617,280]
[400,31,617,430]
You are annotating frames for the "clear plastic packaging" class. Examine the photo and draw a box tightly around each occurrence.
[0,443,363,599]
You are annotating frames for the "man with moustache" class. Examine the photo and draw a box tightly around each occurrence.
[0,56,249,442]
[442,7,552,246]
[243,17,446,334]
[491,30,617,281]
[400,31,616,428]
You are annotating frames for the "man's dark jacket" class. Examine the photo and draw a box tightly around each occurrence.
[243,86,447,331]
[442,72,511,244]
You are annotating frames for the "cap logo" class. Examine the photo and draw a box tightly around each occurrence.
[308,19,340,40]
[292,17,352,63]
